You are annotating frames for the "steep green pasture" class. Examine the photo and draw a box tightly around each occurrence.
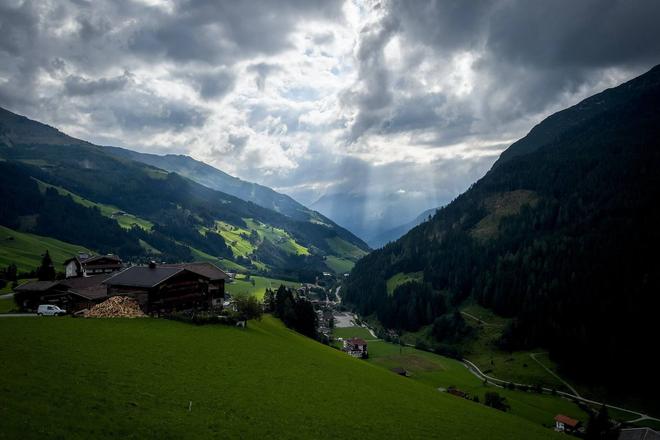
[225,275,300,300]
[386,271,423,295]
[34,179,153,231]
[333,326,374,340]
[324,255,355,274]
[0,317,560,439]
[365,340,587,429]
[325,236,368,261]
[0,225,88,272]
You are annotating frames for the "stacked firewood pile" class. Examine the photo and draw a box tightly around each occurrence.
[85,296,146,318]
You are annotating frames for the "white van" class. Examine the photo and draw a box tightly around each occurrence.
[37,304,66,316]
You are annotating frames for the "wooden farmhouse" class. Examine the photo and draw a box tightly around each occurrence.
[103,262,221,314]
[14,254,227,315]
[13,274,110,312]
[64,253,123,278]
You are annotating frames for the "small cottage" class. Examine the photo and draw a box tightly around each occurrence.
[343,337,368,359]
[554,414,580,433]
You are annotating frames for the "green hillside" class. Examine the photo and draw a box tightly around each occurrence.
[225,274,300,300]
[0,316,559,439]
[344,64,660,410]
[0,106,370,277]
[0,225,87,272]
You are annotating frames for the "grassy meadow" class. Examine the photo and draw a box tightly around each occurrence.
[225,275,300,300]
[0,316,561,439]
[347,329,589,430]
[0,225,88,272]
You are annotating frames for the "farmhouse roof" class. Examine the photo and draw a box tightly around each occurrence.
[14,280,61,292]
[60,274,109,300]
[103,266,192,288]
[64,254,122,266]
[347,338,367,346]
[618,428,660,440]
[554,414,579,428]
[161,262,228,281]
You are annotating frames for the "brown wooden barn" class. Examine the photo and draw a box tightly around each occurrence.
[103,262,215,314]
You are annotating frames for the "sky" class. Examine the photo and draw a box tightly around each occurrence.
[2,0,660,240]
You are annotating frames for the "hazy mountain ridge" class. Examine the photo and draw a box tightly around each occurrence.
[0,107,369,276]
[368,207,438,249]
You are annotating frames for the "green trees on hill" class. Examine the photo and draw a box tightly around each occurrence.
[36,251,55,281]
[264,285,317,339]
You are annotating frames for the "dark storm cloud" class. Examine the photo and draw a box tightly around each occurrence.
[342,12,399,142]
[128,0,344,64]
[344,0,660,145]
[185,69,236,100]
[0,0,343,135]
[64,73,131,96]
[246,63,281,92]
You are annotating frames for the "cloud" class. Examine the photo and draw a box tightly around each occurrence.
[64,72,131,96]
[1,0,660,238]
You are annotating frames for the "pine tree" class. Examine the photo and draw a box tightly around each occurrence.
[36,251,56,281]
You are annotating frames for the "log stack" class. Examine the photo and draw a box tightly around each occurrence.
[85,296,146,318]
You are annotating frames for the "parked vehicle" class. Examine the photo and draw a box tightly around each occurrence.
[37,304,66,316]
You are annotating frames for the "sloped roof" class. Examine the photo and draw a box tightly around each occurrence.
[346,338,367,346]
[103,266,187,288]
[14,281,62,292]
[161,262,228,281]
[554,414,579,428]
[60,274,109,300]
[81,254,122,264]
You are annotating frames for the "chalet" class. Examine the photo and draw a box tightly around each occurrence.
[64,253,123,278]
[161,262,228,308]
[343,337,368,359]
[13,274,110,312]
[618,428,660,440]
[554,414,581,433]
[103,262,215,314]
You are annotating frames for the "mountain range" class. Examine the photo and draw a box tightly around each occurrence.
[345,64,660,401]
[0,107,369,278]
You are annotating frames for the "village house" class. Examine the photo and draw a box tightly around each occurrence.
[343,337,368,359]
[15,256,227,315]
[13,274,110,312]
[64,253,123,278]
[554,414,581,433]
[103,262,217,314]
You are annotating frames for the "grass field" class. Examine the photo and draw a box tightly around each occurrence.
[325,236,368,261]
[386,271,423,295]
[0,296,17,313]
[0,316,560,439]
[225,275,300,300]
[35,179,153,231]
[0,225,88,272]
[364,339,588,429]
[333,326,374,340]
[324,255,355,274]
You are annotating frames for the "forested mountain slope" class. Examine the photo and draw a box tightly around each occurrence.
[0,107,368,276]
[344,64,660,396]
